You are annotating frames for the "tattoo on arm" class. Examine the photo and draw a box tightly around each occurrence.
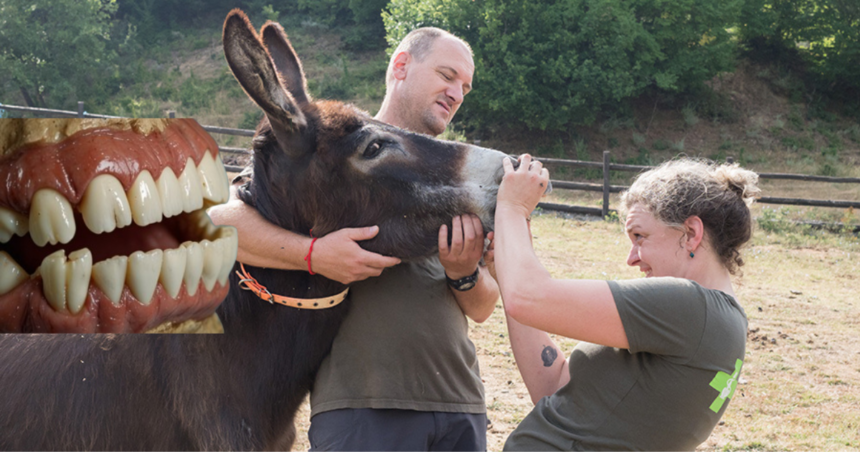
[541,345,559,367]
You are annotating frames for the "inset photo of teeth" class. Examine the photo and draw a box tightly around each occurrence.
[0,118,238,333]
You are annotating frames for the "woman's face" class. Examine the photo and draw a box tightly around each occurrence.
[624,203,689,278]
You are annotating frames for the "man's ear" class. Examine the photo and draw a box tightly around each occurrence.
[683,215,705,252]
[392,51,411,80]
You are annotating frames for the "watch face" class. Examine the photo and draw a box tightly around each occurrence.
[447,268,479,291]
[457,280,477,291]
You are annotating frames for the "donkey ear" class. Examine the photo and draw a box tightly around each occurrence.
[261,21,311,106]
[223,9,306,133]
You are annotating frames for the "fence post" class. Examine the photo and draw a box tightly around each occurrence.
[77,101,84,118]
[602,150,610,219]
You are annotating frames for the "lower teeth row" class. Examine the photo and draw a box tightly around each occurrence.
[0,223,237,314]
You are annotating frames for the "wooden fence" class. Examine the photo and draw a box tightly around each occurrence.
[3,102,860,222]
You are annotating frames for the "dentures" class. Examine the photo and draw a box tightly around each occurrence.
[0,119,237,333]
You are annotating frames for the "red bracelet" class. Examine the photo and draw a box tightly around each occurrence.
[304,231,317,275]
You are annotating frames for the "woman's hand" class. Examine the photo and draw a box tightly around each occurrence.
[498,154,550,218]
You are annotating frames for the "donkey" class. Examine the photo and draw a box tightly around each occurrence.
[0,10,508,451]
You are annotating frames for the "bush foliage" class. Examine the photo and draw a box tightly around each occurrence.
[739,0,860,100]
[0,0,130,109]
[384,0,742,130]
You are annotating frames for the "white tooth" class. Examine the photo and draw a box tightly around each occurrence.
[79,174,132,234]
[160,247,187,299]
[66,248,92,315]
[157,167,184,218]
[217,227,238,286]
[29,189,76,247]
[40,250,67,311]
[213,153,230,203]
[0,206,28,243]
[178,158,204,213]
[128,171,163,227]
[197,152,226,204]
[200,239,222,292]
[182,241,204,296]
[0,251,29,295]
[92,255,127,306]
[126,249,163,305]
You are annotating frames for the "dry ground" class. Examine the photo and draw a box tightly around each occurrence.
[285,214,860,450]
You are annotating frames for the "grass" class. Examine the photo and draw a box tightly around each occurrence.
[288,214,860,450]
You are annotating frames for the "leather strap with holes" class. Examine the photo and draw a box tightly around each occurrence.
[235,263,348,309]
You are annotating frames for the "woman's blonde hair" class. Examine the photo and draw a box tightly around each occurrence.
[621,158,761,274]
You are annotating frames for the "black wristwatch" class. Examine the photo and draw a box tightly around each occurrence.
[446,267,480,291]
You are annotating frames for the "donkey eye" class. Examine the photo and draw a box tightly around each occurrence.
[363,141,384,159]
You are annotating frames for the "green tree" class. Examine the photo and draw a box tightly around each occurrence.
[739,0,860,98]
[0,0,129,108]
[384,0,742,130]
[296,0,389,49]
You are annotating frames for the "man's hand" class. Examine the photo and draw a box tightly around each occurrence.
[438,214,485,279]
[208,189,399,285]
[313,226,402,285]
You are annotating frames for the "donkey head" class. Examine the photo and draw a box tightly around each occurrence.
[223,10,507,260]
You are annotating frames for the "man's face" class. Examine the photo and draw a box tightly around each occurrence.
[398,37,474,136]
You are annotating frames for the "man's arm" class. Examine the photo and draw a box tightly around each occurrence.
[208,185,401,285]
[438,215,500,323]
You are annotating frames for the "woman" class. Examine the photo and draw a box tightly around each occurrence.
[491,155,759,451]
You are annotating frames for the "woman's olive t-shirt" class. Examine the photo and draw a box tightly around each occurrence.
[505,277,747,451]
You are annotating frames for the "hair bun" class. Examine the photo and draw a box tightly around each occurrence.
[716,164,761,206]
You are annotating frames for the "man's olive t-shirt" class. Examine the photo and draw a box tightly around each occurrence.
[310,257,486,416]
[505,277,747,451]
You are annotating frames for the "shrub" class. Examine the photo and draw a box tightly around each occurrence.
[739,0,860,104]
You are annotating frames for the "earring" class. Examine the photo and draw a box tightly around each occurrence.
[689,251,695,258]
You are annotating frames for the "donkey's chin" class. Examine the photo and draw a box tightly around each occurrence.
[0,118,238,333]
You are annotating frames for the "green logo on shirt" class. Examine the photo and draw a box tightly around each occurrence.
[709,359,743,413]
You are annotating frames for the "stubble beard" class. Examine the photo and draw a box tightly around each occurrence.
[396,87,447,136]
[421,107,447,137]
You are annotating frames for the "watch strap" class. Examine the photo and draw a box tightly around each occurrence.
[446,267,480,291]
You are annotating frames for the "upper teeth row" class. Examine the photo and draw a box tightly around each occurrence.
[0,152,230,245]
[0,225,238,313]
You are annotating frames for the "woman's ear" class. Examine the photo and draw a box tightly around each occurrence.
[683,215,705,252]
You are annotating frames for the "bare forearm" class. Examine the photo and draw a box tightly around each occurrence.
[505,310,570,405]
[208,199,309,271]
[494,206,552,315]
[452,266,499,323]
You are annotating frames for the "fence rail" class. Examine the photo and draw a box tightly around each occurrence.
[3,102,859,217]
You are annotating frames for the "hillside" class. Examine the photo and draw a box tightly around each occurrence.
[4,15,858,227]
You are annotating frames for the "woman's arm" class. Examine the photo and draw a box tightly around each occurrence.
[505,309,571,404]
[495,154,629,345]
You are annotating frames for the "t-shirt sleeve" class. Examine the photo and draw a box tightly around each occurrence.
[608,278,708,362]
